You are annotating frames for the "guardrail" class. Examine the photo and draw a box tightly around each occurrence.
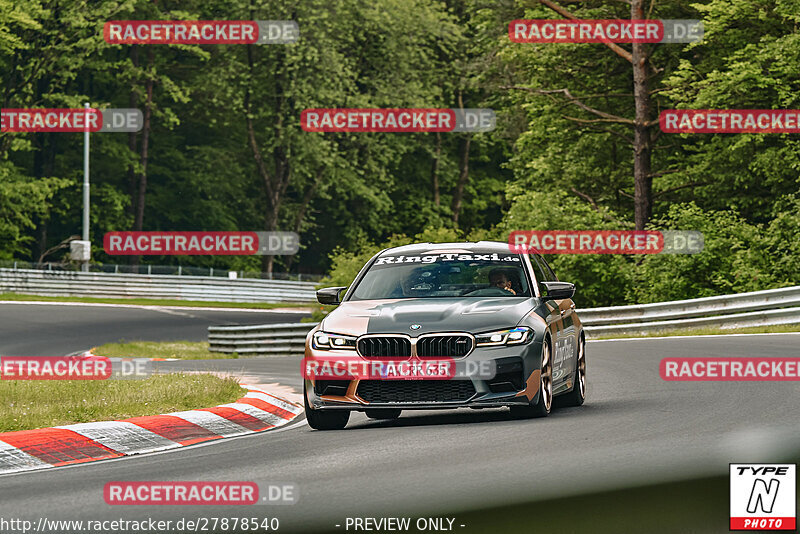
[207,285,800,354]
[208,323,316,356]
[0,268,317,303]
[0,260,323,281]
[579,285,800,337]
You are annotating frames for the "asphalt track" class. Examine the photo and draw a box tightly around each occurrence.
[0,302,303,356]
[2,302,800,533]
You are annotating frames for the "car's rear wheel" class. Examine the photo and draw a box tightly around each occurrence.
[557,334,586,407]
[365,409,402,420]
[510,338,552,419]
[304,386,350,430]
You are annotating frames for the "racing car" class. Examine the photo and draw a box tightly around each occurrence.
[304,241,586,430]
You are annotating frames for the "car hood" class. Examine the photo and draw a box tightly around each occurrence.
[321,297,536,336]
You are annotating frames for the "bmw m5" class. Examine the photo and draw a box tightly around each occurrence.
[304,241,586,430]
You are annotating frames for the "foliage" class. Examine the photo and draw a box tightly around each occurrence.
[629,197,800,303]
[494,188,633,307]
[0,0,797,305]
[0,162,70,260]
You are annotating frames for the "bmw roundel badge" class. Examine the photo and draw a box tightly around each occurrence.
[410,324,422,330]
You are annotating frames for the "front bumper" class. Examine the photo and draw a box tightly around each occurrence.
[305,340,543,411]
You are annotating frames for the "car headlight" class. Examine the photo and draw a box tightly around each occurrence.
[475,327,533,346]
[312,331,357,350]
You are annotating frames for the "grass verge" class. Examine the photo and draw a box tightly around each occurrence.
[0,292,312,310]
[0,373,243,432]
[593,323,800,340]
[93,341,233,360]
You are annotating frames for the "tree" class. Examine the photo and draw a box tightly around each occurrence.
[661,0,800,221]
[497,0,704,229]
[201,0,461,273]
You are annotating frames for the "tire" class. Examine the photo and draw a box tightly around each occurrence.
[510,337,553,419]
[365,409,402,420]
[304,386,350,430]
[557,335,586,408]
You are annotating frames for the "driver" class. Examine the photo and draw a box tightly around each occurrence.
[488,269,516,295]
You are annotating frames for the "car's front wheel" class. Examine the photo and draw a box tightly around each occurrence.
[304,386,350,430]
[510,338,552,419]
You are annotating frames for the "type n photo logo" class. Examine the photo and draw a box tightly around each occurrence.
[730,464,796,530]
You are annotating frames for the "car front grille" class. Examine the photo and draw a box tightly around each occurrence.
[356,380,476,403]
[357,336,412,358]
[416,335,473,358]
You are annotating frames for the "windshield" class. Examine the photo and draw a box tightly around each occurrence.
[350,252,530,300]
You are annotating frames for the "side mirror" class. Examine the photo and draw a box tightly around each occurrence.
[540,281,575,300]
[316,286,347,305]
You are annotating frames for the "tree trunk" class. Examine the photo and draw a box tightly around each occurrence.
[537,0,655,228]
[284,170,322,272]
[631,0,652,230]
[262,209,278,276]
[131,49,154,269]
[32,131,45,262]
[127,45,139,225]
[451,135,471,225]
[134,49,154,233]
[431,132,441,205]
[245,42,292,277]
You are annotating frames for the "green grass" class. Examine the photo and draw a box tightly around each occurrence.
[0,373,244,432]
[593,323,800,340]
[93,340,235,360]
[0,292,312,310]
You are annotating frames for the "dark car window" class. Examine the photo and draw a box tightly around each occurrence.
[537,254,559,281]
[350,252,530,300]
[529,254,556,282]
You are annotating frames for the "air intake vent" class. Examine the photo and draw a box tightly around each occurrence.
[416,335,473,358]
[356,380,476,403]
[357,337,412,358]
[314,380,350,396]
